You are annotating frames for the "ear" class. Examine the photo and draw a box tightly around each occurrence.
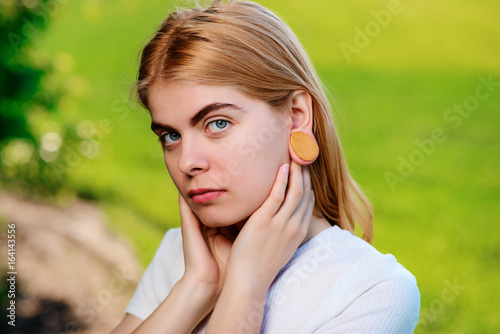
[288,90,319,165]
[289,90,313,131]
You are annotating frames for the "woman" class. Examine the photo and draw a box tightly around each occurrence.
[112,1,420,333]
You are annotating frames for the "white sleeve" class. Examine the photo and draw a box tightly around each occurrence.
[314,273,420,334]
[125,227,184,320]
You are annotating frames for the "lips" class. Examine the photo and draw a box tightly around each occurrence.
[188,188,225,204]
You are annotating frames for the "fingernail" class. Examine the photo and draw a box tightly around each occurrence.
[282,163,289,175]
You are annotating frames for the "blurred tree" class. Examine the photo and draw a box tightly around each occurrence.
[0,1,46,141]
[0,0,78,197]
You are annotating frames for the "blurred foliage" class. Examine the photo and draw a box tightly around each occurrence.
[0,0,86,198]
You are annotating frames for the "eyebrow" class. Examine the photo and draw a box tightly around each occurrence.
[151,103,243,133]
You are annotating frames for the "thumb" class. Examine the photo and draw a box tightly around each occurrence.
[201,225,232,271]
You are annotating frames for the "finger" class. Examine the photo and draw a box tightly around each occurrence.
[295,190,314,242]
[273,160,305,220]
[285,167,314,241]
[255,163,290,217]
[199,226,232,273]
[287,164,313,221]
[300,185,315,230]
[301,166,315,224]
[178,194,206,246]
[302,165,312,192]
[179,194,199,226]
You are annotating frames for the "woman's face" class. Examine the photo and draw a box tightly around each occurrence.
[149,82,292,227]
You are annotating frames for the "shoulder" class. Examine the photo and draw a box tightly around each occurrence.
[328,226,420,328]
[302,225,419,312]
[277,225,420,306]
[156,227,183,257]
[148,227,184,286]
[322,226,419,299]
[125,227,184,320]
[264,226,420,332]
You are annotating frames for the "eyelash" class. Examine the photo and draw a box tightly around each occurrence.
[158,119,231,148]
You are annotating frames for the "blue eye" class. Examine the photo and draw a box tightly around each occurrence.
[163,132,180,144]
[207,120,229,132]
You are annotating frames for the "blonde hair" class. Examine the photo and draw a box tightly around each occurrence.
[135,0,374,243]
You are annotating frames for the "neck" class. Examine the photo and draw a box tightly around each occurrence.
[301,213,331,247]
[229,209,331,247]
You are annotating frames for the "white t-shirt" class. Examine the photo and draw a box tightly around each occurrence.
[126,225,420,333]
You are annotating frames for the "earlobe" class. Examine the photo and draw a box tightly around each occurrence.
[288,91,319,165]
[289,130,319,164]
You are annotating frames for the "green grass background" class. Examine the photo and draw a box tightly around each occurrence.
[34,0,499,332]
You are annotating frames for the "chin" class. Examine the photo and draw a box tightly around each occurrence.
[194,208,251,228]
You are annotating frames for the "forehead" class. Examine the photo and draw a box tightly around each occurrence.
[148,82,271,123]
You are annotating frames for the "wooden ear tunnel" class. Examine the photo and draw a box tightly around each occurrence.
[290,131,319,162]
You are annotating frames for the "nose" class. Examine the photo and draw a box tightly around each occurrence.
[177,135,209,176]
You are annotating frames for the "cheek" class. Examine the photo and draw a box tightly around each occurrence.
[163,155,183,189]
[228,131,289,199]
[213,113,290,190]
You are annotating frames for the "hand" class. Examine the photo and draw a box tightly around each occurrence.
[225,160,315,289]
[178,194,232,298]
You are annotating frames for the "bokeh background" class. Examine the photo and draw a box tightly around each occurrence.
[1,0,499,333]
